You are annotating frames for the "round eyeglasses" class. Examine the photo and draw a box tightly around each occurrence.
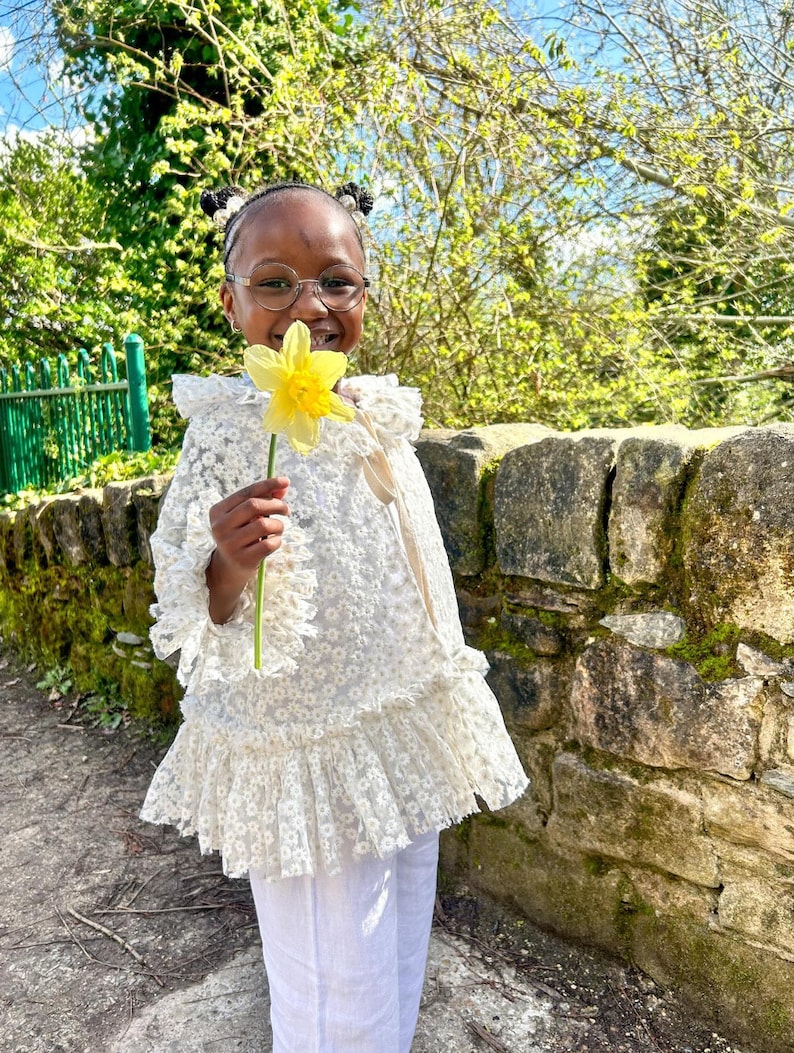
[224,263,370,312]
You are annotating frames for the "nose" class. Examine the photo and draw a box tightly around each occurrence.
[289,281,328,321]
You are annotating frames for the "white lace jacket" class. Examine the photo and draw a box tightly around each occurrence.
[141,372,528,879]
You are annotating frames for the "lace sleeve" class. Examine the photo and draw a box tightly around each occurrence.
[148,406,317,691]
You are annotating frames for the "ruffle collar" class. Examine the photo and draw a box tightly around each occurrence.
[171,372,423,444]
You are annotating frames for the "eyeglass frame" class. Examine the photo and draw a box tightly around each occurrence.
[224,262,371,313]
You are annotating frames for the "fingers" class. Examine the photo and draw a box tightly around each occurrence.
[208,477,292,574]
[211,477,291,519]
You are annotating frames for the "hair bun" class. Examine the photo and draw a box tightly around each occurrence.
[200,185,248,229]
[335,182,374,217]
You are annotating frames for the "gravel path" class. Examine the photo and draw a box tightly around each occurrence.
[0,645,748,1053]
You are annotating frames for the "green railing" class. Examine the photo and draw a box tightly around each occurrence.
[0,334,151,494]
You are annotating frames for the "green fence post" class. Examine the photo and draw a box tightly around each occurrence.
[123,333,151,452]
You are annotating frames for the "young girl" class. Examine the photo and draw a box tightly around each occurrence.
[141,180,528,1053]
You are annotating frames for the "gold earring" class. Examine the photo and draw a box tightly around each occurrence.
[229,318,241,333]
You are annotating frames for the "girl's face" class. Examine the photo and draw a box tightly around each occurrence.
[220,191,367,356]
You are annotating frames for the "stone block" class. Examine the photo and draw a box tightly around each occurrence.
[631,913,794,1053]
[415,424,549,576]
[504,583,596,625]
[501,610,564,655]
[103,481,140,567]
[132,478,170,566]
[625,865,719,921]
[599,611,685,649]
[485,651,566,731]
[702,777,794,864]
[717,873,794,954]
[547,752,720,886]
[51,490,107,566]
[683,425,794,643]
[609,433,700,586]
[12,508,33,568]
[759,766,794,798]
[440,819,639,951]
[28,498,58,566]
[570,639,763,778]
[494,435,616,588]
[758,689,794,770]
[737,643,794,678]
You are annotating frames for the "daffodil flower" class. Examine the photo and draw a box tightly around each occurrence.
[244,320,355,668]
[245,320,355,454]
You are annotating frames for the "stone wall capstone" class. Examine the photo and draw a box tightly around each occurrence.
[2,424,794,1051]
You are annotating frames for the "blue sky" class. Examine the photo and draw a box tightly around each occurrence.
[0,0,87,136]
[0,4,50,134]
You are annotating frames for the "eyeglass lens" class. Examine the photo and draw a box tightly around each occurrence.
[247,264,366,312]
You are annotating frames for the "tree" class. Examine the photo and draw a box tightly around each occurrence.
[3,0,365,441]
[5,0,794,436]
[0,133,127,361]
[327,0,794,427]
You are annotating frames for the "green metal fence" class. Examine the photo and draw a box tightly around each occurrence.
[0,334,151,494]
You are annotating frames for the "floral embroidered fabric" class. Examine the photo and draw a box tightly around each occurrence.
[141,372,529,879]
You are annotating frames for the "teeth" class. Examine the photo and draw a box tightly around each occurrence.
[311,333,336,348]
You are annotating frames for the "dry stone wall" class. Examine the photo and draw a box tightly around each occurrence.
[0,476,179,725]
[415,421,794,1053]
[1,424,794,1050]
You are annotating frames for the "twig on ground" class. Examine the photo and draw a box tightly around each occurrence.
[122,866,168,908]
[94,904,236,915]
[465,1017,512,1052]
[98,748,139,776]
[66,905,165,987]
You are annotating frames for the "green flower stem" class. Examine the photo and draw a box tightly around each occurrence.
[254,432,280,671]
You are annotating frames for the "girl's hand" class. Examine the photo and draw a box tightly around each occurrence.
[205,477,290,624]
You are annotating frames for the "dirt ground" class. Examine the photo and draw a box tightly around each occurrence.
[0,642,748,1053]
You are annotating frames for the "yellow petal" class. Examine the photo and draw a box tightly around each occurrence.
[285,411,320,455]
[308,349,349,389]
[326,391,356,422]
[281,320,311,371]
[261,389,295,434]
[245,344,287,392]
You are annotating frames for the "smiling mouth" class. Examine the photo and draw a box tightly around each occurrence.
[277,332,340,350]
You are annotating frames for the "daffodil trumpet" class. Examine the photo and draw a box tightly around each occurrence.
[244,320,355,669]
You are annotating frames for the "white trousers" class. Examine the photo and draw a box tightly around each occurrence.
[249,830,440,1053]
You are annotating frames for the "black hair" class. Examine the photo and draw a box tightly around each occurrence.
[199,180,374,268]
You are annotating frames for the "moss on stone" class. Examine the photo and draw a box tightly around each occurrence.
[0,559,180,729]
[478,617,538,662]
[632,916,794,1052]
[576,743,657,785]
[665,623,743,681]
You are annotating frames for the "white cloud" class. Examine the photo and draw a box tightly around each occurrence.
[0,121,92,163]
[0,27,14,73]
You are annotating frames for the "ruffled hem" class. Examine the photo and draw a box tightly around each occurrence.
[140,685,529,881]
